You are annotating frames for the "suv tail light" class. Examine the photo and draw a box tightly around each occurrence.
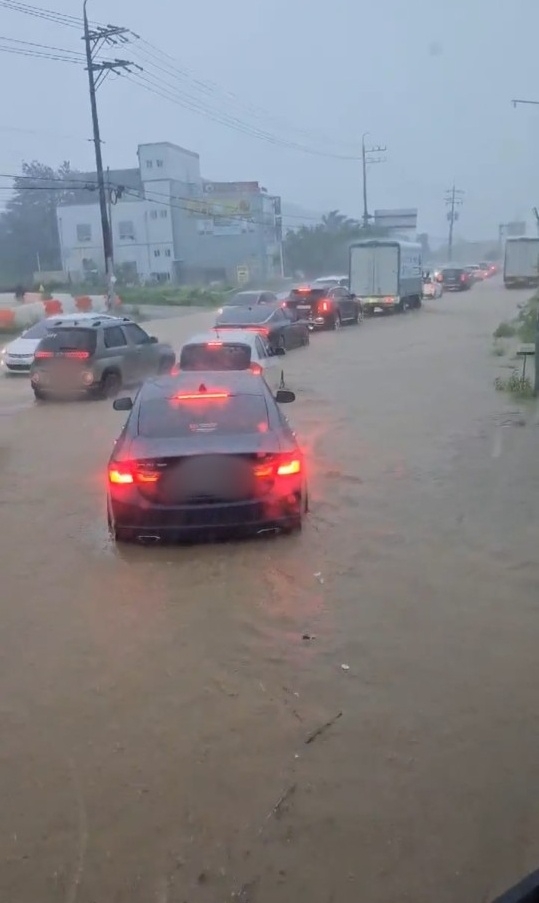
[250,363,262,375]
[319,300,329,312]
[35,350,90,360]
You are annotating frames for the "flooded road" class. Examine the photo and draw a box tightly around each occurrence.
[2,281,539,903]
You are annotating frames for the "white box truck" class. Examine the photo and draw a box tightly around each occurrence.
[504,237,539,288]
[349,239,423,314]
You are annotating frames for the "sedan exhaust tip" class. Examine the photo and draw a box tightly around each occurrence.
[256,527,280,536]
[137,534,161,545]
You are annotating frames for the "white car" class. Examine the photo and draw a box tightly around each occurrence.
[1,312,119,374]
[177,329,285,394]
[422,271,443,299]
[312,274,349,289]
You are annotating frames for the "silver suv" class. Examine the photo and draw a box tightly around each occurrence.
[30,316,175,400]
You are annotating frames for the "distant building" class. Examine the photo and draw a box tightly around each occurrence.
[56,142,283,284]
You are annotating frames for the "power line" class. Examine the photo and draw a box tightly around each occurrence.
[129,38,358,154]
[1,1,360,161]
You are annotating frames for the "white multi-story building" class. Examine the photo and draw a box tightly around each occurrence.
[57,142,282,285]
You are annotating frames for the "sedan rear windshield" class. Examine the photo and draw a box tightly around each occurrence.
[138,394,269,437]
[36,328,97,354]
[216,306,274,325]
[227,292,260,306]
[442,269,462,277]
[179,343,252,370]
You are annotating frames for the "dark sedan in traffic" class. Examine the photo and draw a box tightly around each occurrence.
[213,303,309,351]
[107,371,307,543]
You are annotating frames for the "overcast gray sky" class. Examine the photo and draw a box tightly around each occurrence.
[1,0,538,240]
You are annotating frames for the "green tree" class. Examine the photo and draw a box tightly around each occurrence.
[0,160,80,280]
[283,210,387,276]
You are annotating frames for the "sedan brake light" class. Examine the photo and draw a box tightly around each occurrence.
[172,391,229,401]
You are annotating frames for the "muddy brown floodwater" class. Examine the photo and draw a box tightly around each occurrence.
[2,282,539,903]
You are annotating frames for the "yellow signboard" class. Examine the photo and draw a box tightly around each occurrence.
[185,198,251,216]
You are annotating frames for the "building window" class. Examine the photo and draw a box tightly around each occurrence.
[76,223,92,242]
[165,249,171,257]
[154,250,161,257]
[156,159,164,168]
[118,220,135,240]
[150,210,158,220]
[146,160,153,169]
[160,209,168,218]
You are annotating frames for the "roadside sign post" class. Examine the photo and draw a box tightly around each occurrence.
[236,266,249,285]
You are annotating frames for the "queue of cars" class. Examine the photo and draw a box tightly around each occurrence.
[429,261,498,292]
[0,265,491,545]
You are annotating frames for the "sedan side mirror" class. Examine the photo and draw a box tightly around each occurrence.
[275,389,295,403]
[274,346,286,356]
[113,396,133,411]
[149,336,158,344]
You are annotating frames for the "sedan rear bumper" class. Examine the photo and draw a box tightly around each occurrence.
[109,492,303,540]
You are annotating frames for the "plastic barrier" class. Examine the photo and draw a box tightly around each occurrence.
[44,299,63,315]
[0,301,46,330]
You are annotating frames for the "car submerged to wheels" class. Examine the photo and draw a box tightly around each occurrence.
[107,371,307,544]
[30,318,175,400]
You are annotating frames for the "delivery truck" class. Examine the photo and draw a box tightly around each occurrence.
[349,239,423,314]
[503,236,539,288]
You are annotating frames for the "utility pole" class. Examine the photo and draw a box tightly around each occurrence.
[444,185,464,261]
[361,133,387,230]
[82,1,140,308]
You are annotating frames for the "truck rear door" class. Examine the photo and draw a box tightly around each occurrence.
[373,245,399,296]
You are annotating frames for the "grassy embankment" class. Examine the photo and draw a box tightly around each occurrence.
[492,292,539,398]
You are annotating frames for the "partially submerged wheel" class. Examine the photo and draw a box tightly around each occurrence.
[100,370,121,399]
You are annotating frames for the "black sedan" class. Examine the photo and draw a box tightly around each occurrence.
[214,303,309,351]
[107,370,308,543]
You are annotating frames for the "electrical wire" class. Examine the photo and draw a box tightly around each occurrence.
[0,171,324,226]
[0,0,359,160]
[131,38,358,154]
[0,0,86,28]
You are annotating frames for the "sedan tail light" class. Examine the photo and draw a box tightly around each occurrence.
[254,454,302,479]
[108,462,160,485]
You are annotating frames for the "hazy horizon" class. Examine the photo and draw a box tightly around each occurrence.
[1,0,538,241]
